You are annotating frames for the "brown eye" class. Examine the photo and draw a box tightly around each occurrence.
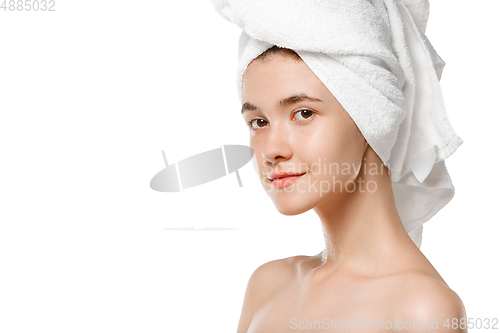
[248,119,268,129]
[294,110,314,121]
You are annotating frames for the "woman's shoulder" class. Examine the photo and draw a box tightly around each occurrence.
[248,254,308,289]
[387,269,462,303]
[386,270,467,332]
[242,255,311,305]
[236,255,307,333]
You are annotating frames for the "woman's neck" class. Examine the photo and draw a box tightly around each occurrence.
[312,146,418,279]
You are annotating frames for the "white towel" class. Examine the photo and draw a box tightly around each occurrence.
[210,0,463,248]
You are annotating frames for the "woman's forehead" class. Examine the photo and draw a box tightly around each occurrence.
[242,55,333,105]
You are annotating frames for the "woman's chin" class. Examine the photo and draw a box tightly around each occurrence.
[270,196,315,216]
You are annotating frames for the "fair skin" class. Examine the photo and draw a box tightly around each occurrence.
[237,51,467,333]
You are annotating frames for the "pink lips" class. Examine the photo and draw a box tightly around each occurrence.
[271,173,306,188]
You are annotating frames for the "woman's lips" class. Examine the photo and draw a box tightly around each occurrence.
[271,173,306,189]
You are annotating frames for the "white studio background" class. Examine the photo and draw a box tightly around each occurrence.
[0,1,497,332]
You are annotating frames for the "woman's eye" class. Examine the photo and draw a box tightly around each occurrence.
[294,109,314,121]
[247,119,268,129]
[246,110,314,130]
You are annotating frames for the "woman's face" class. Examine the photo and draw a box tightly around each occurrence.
[241,52,367,215]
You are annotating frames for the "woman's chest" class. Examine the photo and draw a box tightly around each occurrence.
[247,279,398,333]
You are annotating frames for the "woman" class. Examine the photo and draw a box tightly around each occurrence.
[237,45,466,333]
[209,0,467,331]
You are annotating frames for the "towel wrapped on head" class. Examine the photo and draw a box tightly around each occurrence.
[210,0,463,248]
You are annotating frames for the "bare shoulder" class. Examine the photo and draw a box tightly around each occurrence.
[243,255,306,305]
[236,255,307,333]
[391,270,467,332]
[252,254,304,280]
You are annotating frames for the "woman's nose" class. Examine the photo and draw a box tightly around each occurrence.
[261,124,292,164]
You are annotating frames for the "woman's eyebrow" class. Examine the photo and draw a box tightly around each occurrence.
[241,102,259,114]
[277,93,323,108]
[241,93,323,114]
